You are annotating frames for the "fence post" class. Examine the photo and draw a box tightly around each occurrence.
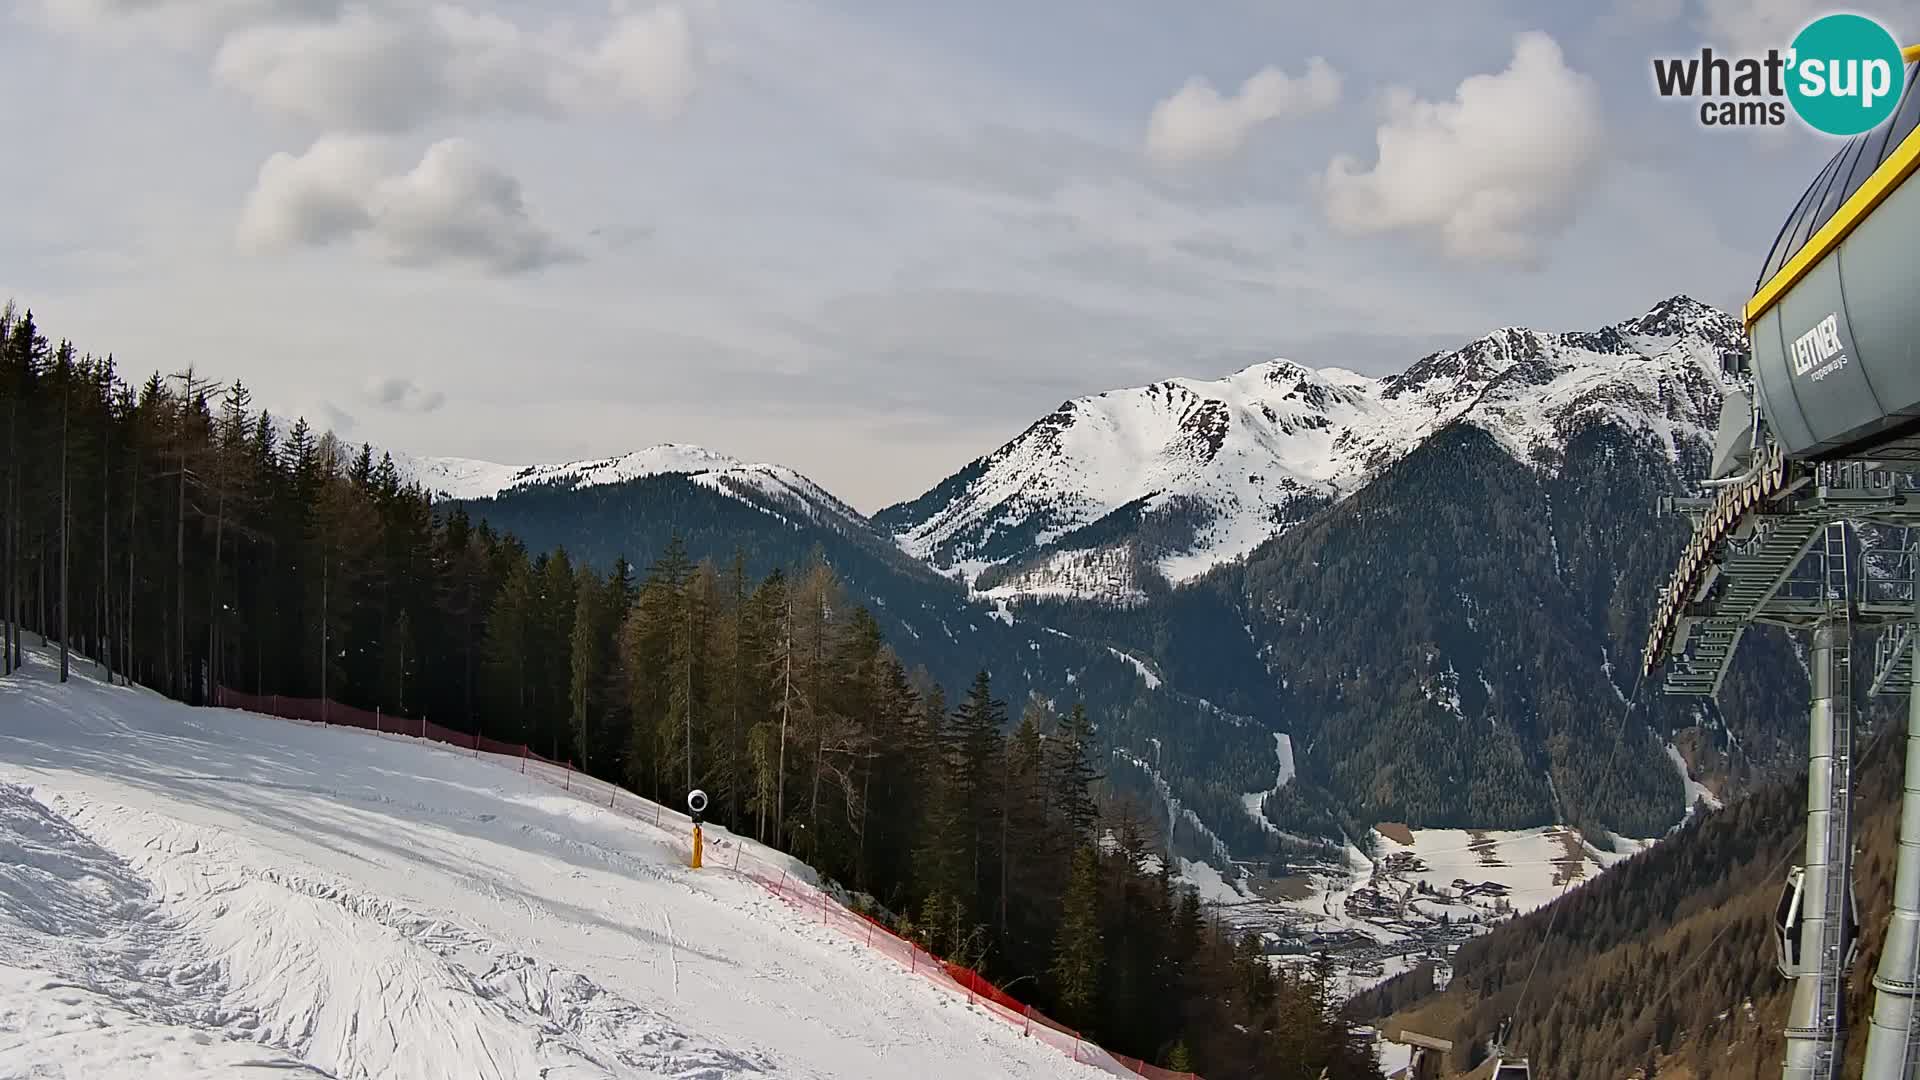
[375,706,381,734]
[1023,1005,1031,1037]
[733,842,743,871]
[521,744,528,774]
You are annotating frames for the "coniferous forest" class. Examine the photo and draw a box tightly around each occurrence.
[0,305,1384,1079]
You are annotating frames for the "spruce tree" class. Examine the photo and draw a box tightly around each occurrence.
[1052,844,1103,1026]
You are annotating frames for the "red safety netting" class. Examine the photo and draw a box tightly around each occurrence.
[211,686,1201,1080]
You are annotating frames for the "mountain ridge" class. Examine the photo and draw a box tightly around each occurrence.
[875,294,1741,603]
[383,293,1783,854]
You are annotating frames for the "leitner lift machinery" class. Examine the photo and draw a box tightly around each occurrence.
[1644,48,1920,1080]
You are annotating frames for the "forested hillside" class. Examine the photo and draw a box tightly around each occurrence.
[449,441,1298,869]
[1041,420,1805,841]
[0,303,1380,1079]
[1356,698,1909,1079]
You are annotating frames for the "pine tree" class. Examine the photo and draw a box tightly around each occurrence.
[570,568,602,769]
[1049,702,1100,841]
[1052,844,1103,1026]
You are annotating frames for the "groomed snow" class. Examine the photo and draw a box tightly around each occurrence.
[0,646,1106,1080]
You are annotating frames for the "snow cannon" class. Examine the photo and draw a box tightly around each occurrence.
[687,789,707,870]
[1713,56,1920,477]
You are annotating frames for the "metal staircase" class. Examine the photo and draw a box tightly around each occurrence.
[1664,513,1829,696]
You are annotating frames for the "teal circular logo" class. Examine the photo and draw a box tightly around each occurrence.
[1786,14,1907,136]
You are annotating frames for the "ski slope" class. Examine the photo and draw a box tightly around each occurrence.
[0,645,1107,1080]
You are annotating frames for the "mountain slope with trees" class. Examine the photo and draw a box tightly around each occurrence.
[404,295,1804,850]
[1356,698,1909,1079]
[0,302,1377,1079]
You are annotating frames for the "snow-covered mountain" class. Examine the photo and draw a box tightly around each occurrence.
[875,295,1742,602]
[393,443,868,531]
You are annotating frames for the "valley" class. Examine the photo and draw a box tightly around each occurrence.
[374,294,1784,986]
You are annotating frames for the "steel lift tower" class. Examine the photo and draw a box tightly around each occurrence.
[1645,51,1920,1080]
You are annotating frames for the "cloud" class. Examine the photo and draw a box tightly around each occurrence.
[1319,32,1604,267]
[361,375,446,413]
[29,0,339,45]
[210,2,694,131]
[238,135,579,273]
[589,223,654,252]
[1699,0,1821,56]
[1145,57,1340,166]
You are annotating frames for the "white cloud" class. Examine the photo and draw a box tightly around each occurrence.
[1319,32,1604,267]
[1145,57,1340,166]
[211,3,695,130]
[362,375,446,413]
[238,135,578,273]
[1699,0,1821,57]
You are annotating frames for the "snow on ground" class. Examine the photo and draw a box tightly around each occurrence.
[1369,826,1603,916]
[0,645,1104,1080]
[1370,1032,1414,1078]
[1174,858,1250,907]
[1239,733,1294,836]
[1665,743,1724,814]
[390,444,860,526]
[1104,648,1161,690]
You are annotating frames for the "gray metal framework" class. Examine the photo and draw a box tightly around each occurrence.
[1645,461,1920,1080]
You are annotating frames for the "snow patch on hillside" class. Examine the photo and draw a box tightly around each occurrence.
[1666,743,1724,814]
[1240,733,1294,836]
[1106,648,1162,690]
[1175,858,1252,907]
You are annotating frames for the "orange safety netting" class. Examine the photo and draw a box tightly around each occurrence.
[212,686,1202,1080]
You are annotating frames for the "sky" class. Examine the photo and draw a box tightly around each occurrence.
[0,0,1906,510]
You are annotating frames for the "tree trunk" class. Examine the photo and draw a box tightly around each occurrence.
[2,435,13,677]
[58,379,69,682]
[175,435,186,700]
[207,484,224,698]
[126,441,138,693]
[777,597,792,845]
[320,554,328,721]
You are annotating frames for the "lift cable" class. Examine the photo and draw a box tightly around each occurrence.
[1509,662,1654,1048]
[1624,713,1903,1070]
